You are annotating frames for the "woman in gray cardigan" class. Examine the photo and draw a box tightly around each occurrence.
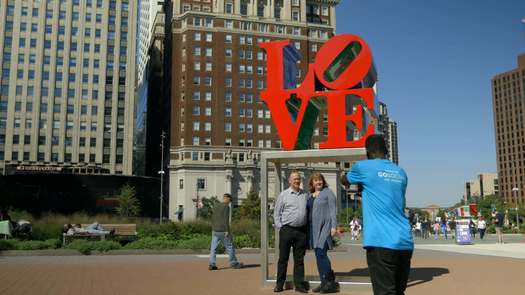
[307,173,340,293]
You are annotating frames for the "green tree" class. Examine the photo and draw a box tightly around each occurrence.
[239,190,261,220]
[337,207,354,226]
[197,196,219,220]
[115,184,141,217]
[477,195,502,219]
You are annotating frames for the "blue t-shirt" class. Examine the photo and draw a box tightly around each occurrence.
[347,159,414,250]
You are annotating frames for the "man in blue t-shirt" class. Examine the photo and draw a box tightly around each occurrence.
[341,134,414,295]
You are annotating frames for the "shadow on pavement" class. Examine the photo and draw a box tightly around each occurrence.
[407,267,449,287]
[240,264,260,269]
[335,266,449,286]
[217,264,260,270]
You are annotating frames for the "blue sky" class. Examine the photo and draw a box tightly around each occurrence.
[336,0,525,207]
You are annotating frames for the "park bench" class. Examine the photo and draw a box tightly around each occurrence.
[63,223,137,245]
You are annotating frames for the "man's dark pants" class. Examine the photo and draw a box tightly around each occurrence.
[366,247,413,295]
[276,225,307,288]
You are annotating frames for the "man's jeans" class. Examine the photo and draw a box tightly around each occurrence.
[209,231,239,267]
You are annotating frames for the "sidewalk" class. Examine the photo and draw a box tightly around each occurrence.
[2,243,525,295]
[415,243,525,258]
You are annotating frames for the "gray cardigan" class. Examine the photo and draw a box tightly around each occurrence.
[308,187,337,249]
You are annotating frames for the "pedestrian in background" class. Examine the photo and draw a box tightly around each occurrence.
[433,221,440,239]
[477,216,487,240]
[494,210,504,244]
[441,219,448,240]
[208,193,243,270]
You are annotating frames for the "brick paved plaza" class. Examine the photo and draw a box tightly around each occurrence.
[1,236,525,295]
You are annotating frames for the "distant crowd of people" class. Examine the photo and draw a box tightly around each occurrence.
[410,210,506,243]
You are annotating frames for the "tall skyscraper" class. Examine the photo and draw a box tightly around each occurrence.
[492,53,525,205]
[0,0,137,175]
[168,0,343,220]
[134,0,165,176]
[378,101,399,164]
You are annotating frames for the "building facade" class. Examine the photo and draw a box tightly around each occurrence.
[492,54,525,205]
[464,172,499,201]
[378,101,399,164]
[0,0,137,175]
[168,0,350,221]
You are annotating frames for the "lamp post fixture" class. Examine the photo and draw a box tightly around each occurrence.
[158,131,166,224]
[512,187,519,231]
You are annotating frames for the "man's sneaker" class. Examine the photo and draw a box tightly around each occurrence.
[232,262,244,269]
[208,265,218,271]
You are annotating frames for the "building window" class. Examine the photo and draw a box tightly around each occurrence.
[241,0,248,15]
[292,10,300,21]
[225,2,233,14]
[197,178,206,190]
[193,47,201,56]
[192,106,200,115]
[179,179,184,189]
[322,6,329,16]
[225,92,232,102]
[192,137,199,145]
[257,0,265,17]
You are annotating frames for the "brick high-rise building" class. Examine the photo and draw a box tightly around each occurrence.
[168,0,347,221]
[0,0,137,175]
[492,53,525,205]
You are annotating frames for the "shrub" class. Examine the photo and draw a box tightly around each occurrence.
[124,236,179,250]
[239,191,260,220]
[66,240,121,255]
[0,240,15,251]
[31,221,64,241]
[178,221,211,236]
[124,234,212,250]
[13,240,49,250]
[231,219,260,247]
[233,234,256,248]
[0,239,61,250]
[137,222,181,239]
[175,234,211,249]
[136,221,211,240]
[337,208,354,226]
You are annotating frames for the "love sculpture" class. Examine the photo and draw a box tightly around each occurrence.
[259,34,377,150]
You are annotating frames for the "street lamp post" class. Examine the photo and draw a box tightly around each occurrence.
[512,187,520,231]
[158,131,166,224]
